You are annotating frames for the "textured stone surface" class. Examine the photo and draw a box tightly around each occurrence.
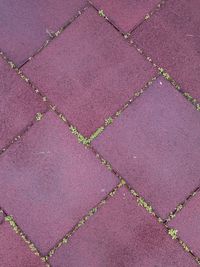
[91,0,159,32]
[0,222,45,267]
[132,0,200,100]
[22,7,156,137]
[169,193,200,256]
[0,57,47,150]
[50,187,196,267]
[93,77,200,218]
[0,111,118,253]
[0,0,87,66]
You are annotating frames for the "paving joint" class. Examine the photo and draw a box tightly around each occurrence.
[18,4,89,69]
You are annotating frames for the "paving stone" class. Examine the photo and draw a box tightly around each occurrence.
[93,77,200,218]
[91,0,159,32]
[0,111,118,254]
[0,0,87,66]
[0,57,47,150]
[22,7,156,137]
[132,0,200,101]
[0,222,45,267]
[50,187,196,267]
[168,193,200,256]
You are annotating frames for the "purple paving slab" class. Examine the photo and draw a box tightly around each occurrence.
[22,7,156,138]
[168,193,200,256]
[93,77,200,218]
[0,222,45,267]
[0,57,47,150]
[50,187,197,267]
[0,111,118,254]
[91,0,159,32]
[132,0,200,101]
[0,0,87,66]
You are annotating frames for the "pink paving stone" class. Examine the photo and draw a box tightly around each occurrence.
[0,0,87,66]
[90,0,159,32]
[168,192,200,256]
[132,0,200,101]
[92,77,200,218]
[0,57,47,150]
[50,187,197,267]
[0,222,45,267]
[0,111,118,254]
[22,7,156,138]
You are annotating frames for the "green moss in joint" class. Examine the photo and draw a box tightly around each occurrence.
[137,197,153,214]
[168,228,178,239]
[98,10,105,17]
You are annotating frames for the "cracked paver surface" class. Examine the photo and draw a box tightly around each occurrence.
[0,1,200,266]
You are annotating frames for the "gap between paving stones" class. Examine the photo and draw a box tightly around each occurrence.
[0,1,200,266]
[0,110,49,156]
[1,45,200,238]
[87,74,159,143]
[89,0,200,114]
[89,146,200,265]
[128,0,167,35]
[164,185,200,223]
[0,206,50,266]
[15,5,88,69]
[46,181,125,259]
[1,6,200,237]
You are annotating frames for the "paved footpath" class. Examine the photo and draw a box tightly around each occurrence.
[0,1,200,266]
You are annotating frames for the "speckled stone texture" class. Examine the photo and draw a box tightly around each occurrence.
[0,111,118,254]
[91,0,159,32]
[50,187,196,267]
[0,222,45,267]
[93,77,200,218]
[0,0,87,66]
[0,57,47,150]
[168,193,200,256]
[132,0,200,100]
[22,7,156,137]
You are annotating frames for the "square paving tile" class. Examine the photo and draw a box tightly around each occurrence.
[92,77,200,218]
[132,0,200,101]
[90,0,159,32]
[0,111,118,254]
[50,187,196,267]
[0,57,47,150]
[168,193,200,256]
[0,0,87,66]
[0,222,45,267]
[22,7,156,138]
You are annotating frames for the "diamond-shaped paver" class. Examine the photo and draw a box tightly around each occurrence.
[50,187,196,267]
[0,57,47,150]
[92,77,200,218]
[0,111,118,254]
[0,0,87,66]
[90,0,159,32]
[132,0,200,101]
[0,222,46,267]
[168,192,200,256]
[22,7,156,137]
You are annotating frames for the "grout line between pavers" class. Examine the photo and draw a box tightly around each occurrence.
[0,49,159,147]
[0,206,51,266]
[0,50,88,144]
[45,181,125,259]
[87,74,159,142]
[165,224,200,265]
[18,4,89,68]
[129,0,167,35]
[90,1,200,114]
[164,185,200,223]
[91,146,200,265]
[0,110,49,156]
